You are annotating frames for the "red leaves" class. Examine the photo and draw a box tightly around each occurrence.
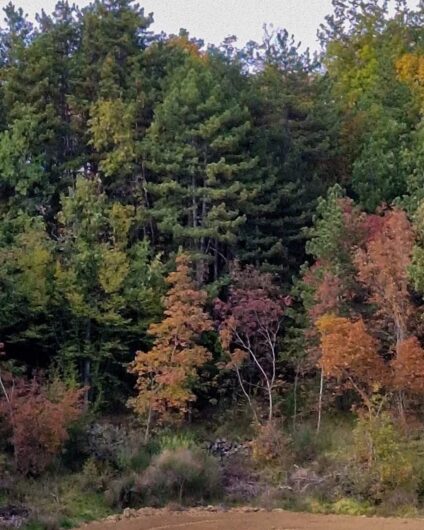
[0,375,84,475]
[354,208,414,339]
[215,264,290,422]
[216,264,289,344]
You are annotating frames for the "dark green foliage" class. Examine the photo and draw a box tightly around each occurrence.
[239,34,340,280]
[142,49,257,281]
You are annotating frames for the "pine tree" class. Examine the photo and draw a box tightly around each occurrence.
[0,2,79,215]
[71,0,153,198]
[239,30,341,281]
[142,50,257,281]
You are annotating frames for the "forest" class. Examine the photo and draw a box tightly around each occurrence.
[1,0,424,527]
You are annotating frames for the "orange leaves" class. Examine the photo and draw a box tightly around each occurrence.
[0,376,85,475]
[317,312,424,404]
[309,202,424,416]
[306,269,345,322]
[167,35,208,64]
[392,337,424,394]
[129,253,212,424]
[354,208,414,340]
[316,314,385,391]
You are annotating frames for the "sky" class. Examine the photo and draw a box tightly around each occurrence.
[3,0,420,52]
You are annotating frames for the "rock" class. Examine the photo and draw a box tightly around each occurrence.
[137,508,155,516]
[207,438,252,461]
[123,507,137,518]
[105,514,121,522]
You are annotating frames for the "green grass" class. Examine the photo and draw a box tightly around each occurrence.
[16,474,112,529]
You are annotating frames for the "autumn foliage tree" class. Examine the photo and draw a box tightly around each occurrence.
[129,253,212,437]
[316,314,387,416]
[354,208,415,344]
[0,373,84,475]
[391,337,424,396]
[216,264,290,424]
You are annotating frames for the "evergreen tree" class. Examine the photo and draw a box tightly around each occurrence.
[0,2,79,216]
[239,30,340,281]
[142,49,257,281]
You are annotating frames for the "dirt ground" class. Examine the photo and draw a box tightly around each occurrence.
[82,509,424,530]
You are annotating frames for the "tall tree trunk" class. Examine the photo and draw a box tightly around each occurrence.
[395,317,406,422]
[317,368,324,433]
[214,241,219,281]
[144,404,153,443]
[83,320,91,409]
[293,365,299,431]
[83,358,91,410]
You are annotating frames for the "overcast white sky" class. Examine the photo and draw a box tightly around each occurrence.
[2,0,420,51]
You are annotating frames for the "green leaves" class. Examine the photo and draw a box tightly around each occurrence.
[142,55,256,277]
[54,176,164,405]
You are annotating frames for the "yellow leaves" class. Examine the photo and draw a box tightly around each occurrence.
[88,98,137,176]
[14,227,53,310]
[396,53,424,84]
[98,246,129,294]
[396,53,424,106]
[326,37,380,108]
[109,203,134,246]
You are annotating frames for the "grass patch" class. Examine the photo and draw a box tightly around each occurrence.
[15,474,112,529]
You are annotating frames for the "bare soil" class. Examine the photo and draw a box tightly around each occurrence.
[82,509,424,530]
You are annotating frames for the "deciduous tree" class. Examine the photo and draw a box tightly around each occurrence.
[216,264,290,423]
[129,253,212,437]
[316,313,387,415]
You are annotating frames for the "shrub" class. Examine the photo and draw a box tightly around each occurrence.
[79,458,104,492]
[138,447,221,505]
[292,425,321,463]
[222,452,263,503]
[347,414,417,503]
[0,374,85,475]
[378,488,418,516]
[26,514,61,530]
[157,432,197,452]
[104,473,138,508]
[84,421,156,472]
[332,497,372,516]
[252,422,292,468]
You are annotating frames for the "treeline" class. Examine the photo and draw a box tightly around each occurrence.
[0,0,423,425]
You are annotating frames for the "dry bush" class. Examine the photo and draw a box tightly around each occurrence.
[104,473,138,508]
[138,447,221,505]
[252,422,292,468]
[0,373,85,475]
